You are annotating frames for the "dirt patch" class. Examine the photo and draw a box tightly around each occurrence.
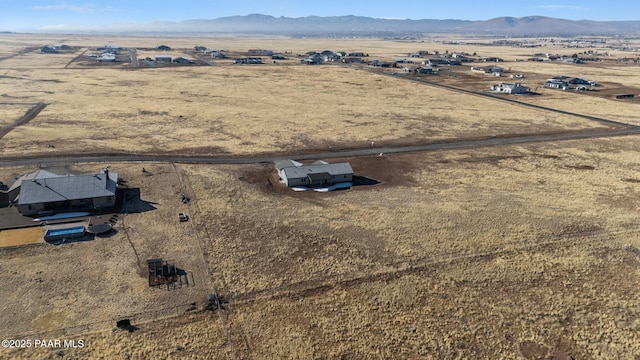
[0,227,45,247]
[519,341,548,359]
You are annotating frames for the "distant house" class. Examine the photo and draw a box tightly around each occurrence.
[16,169,118,216]
[321,50,340,62]
[275,160,353,188]
[207,50,226,59]
[342,57,364,64]
[562,58,583,64]
[613,94,635,99]
[415,66,435,75]
[271,54,287,60]
[301,53,323,65]
[425,58,448,66]
[98,53,116,62]
[172,57,194,64]
[234,57,264,64]
[489,65,504,75]
[545,79,571,90]
[155,55,172,63]
[156,45,171,51]
[567,77,594,85]
[41,45,58,54]
[347,52,368,57]
[490,83,530,94]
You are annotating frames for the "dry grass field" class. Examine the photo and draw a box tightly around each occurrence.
[1,33,640,359]
[4,137,640,359]
[4,34,636,158]
[0,103,35,126]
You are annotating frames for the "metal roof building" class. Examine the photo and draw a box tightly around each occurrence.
[277,160,353,187]
[17,170,118,216]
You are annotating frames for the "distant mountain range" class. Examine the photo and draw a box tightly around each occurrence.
[107,14,640,37]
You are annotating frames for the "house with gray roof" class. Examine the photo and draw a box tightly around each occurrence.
[16,169,118,216]
[5,169,59,204]
[276,160,353,188]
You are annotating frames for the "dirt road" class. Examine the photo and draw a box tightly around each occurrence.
[0,102,47,140]
[2,126,639,167]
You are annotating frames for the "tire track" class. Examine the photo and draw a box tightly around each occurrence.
[229,231,613,307]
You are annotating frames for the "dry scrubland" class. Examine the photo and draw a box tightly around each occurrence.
[0,103,34,126]
[1,34,640,359]
[2,34,633,157]
[0,163,209,342]
[5,137,640,359]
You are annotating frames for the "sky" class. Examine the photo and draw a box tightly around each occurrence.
[1,0,639,32]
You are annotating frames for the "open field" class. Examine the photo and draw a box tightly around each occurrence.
[0,103,35,126]
[2,34,639,158]
[1,33,640,359]
[3,136,640,358]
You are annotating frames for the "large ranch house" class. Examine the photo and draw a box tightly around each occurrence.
[275,160,353,187]
[15,169,118,216]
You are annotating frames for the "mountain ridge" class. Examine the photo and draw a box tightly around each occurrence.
[73,14,640,36]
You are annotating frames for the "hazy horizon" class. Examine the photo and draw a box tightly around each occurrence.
[1,0,639,32]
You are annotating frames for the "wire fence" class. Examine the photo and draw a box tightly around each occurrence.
[3,301,202,340]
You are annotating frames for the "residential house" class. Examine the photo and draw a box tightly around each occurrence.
[275,160,353,188]
[98,53,116,62]
[41,45,58,54]
[4,169,59,205]
[172,57,194,64]
[155,55,172,63]
[415,67,435,74]
[16,169,118,216]
[545,79,571,90]
[490,83,530,94]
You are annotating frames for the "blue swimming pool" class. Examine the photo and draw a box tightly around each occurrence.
[44,226,86,242]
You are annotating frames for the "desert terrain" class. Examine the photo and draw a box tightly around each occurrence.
[1,33,640,359]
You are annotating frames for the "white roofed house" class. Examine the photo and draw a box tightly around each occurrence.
[490,83,530,94]
[16,169,118,216]
[275,160,353,188]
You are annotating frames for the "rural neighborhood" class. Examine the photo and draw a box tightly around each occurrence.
[1,9,640,359]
